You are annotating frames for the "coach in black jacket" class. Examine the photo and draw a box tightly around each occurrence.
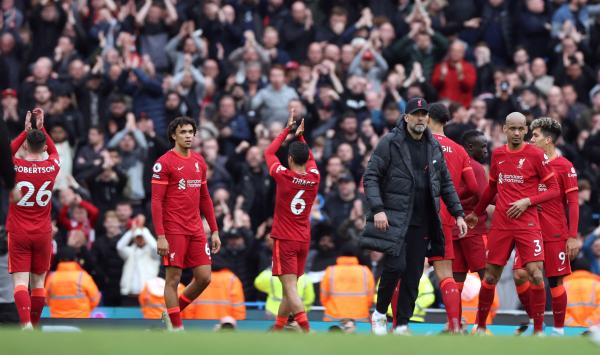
[362,98,467,334]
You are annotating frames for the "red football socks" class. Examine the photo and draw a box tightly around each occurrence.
[178,294,192,312]
[13,285,31,326]
[167,306,183,329]
[456,281,464,326]
[273,315,288,331]
[440,278,461,332]
[294,311,310,332]
[476,280,496,329]
[30,288,47,327]
[516,281,533,319]
[531,282,546,333]
[550,285,567,329]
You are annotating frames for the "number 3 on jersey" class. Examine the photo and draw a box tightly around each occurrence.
[16,181,52,207]
[291,190,306,215]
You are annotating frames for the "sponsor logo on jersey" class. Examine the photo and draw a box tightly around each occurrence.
[178,179,186,190]
[152,174,161,179]
[14,165,56,174]
[538,183,547,192]
[517,158,526,169]
[187,179,202,188]
[498,173,523,184]
[153,163,162,172]
[568,167,577,178]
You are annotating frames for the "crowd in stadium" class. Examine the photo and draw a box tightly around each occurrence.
[1,0,600,320]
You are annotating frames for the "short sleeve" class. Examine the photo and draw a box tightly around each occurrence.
[533,150,554,182]
[461,148,473,173]
[151,157,170,185]
[562,161,579,194]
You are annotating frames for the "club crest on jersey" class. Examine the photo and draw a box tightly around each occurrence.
[195,162,200,172]
[517,158,526,169]
[178,179,186,190]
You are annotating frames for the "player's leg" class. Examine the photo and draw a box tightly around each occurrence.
[545,241,570,335]
[452,239,469,329]
[524,261,546,334]
[433,259,461,332]
[178,265,211,312]
[476,229,512,331]
[29,272,47,328]
[548,276,566,335]
[29,233,52,328]
[513,252,534,320]
[9,233,33,328]
[279,274,309,332]
[179,236,213,311]
[11,272,32,328]
[164,266,184,330]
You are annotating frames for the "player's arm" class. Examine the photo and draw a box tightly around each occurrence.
[461,165,480,202]
[199,161,221,253]
[151,159,169,256]
[296,119,318,171]
[11,110,31,155]
[264,126,290,176]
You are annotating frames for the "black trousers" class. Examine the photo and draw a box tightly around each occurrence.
[375,225,429,325]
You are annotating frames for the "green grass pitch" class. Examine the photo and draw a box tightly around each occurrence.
[0,330,598,355]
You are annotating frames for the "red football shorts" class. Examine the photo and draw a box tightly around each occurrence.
[514,240,570,277]
[428,224,455,262]
[487,229,544,266]
[162,234,211,269]
[8,232,52,274]
[272,239,309,277]
[452,236,486,273]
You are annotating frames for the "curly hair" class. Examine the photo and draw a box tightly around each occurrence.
[530,117,562,143]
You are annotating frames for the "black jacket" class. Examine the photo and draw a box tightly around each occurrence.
[361,120,464,257]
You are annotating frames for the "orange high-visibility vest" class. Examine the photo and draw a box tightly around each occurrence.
[320,256,375,322]
[138,278,185,319]
[45,261,101,318]
[564,270,600,327]
[461,273,499,325]
[182,269,246,320]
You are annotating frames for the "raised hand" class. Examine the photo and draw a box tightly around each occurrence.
[24,111,32,131]
[32,108,44,130]
[295,118,305,137]
[287,108,296,130]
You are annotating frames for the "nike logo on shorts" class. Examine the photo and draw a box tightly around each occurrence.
[558,267,566,272]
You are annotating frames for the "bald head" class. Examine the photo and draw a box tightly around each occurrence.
[505,112,526,126]
[503,112,527,149]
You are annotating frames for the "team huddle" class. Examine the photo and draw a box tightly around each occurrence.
[6,103,579,335]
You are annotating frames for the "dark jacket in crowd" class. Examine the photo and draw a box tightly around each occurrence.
[361,120,464,257]
[92,234,124,306]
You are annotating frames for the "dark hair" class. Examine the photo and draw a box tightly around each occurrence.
[461,129,484,146]
[89,125,104,135]
[26,129,46,153]
[57,246,78,262]
[448,101,463,117]
[530,117,562,143]
[167,116,197,144]
[288,141,309,165]
[428,102,451,124]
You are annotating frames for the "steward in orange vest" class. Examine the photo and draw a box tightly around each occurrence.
[320,253,375,322]
[182,263,246,320]
[138,277,184,319]
[45,247,101,318]
[563,261,600,327]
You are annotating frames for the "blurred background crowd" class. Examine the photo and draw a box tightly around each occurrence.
[0,0,600,321]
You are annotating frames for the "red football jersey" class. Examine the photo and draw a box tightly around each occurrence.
[455,159,488,238]
[433,134,473,226]
[537,156,578,241]
[488,144,554,230]
[265,129,320,242]
[151,150,216,236]
[7,132,60,235]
